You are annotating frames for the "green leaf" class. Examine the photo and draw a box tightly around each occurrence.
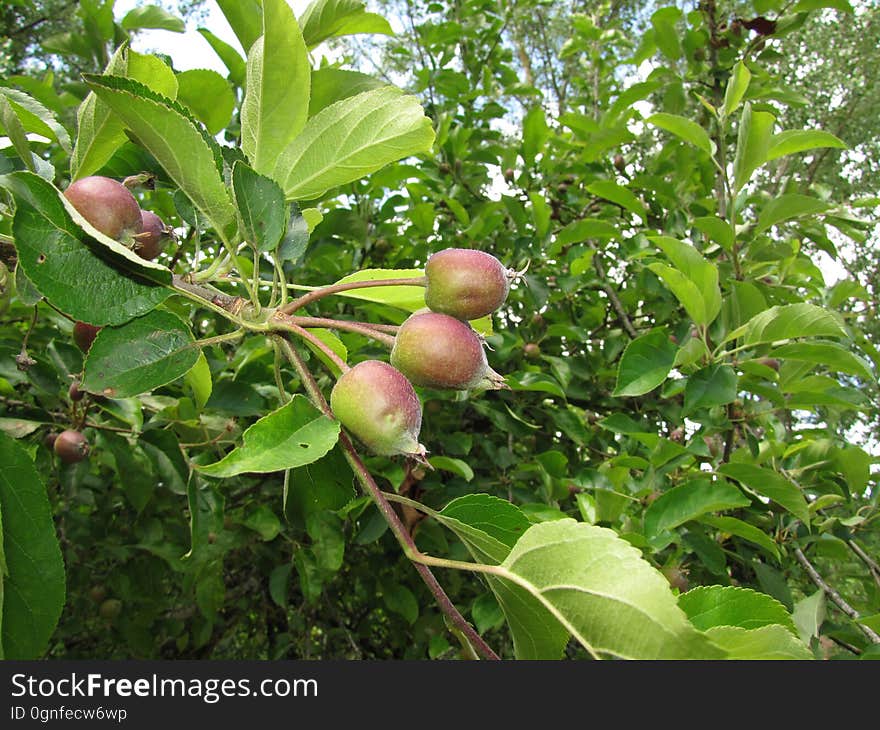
[647,113,715,157]
[792,589,826,644]
[381,581,418,625]
[497,520,725,659]
[0,93,37,172]
[521,105,549,165]
[215,0,263,52]
[1,171,170,325]
[184,351,212,410]
[738,303,846,346]
[644,477,750,539]
[232,161,287,252]
[83,74,235,237]
[300,0,394,49]
[437,495,531,553]
[733,103,775,192]
[704,625,812,659]
[0,418,42,439]
[243,505,282,542]
[699,515,781,562]
[791,0,853,13]
[241,0,310,176]
[553,219,620,250]
[275,87,435,201]
[679,586,797,634]
[650,236,721,326]
[771,341,873,380]
[429,456,474,482]
[197,28,246,87]
[306,511,345,572]
[71,47,179,180]
[723,61,751,117]
[766,129,847,161]
[285,446,356,528]
[683,365,738,415]
[613,329,678,397]
[269,564,292,608]
[175,69,236,135]
[756,194,831,233]
[308,68,385,117]
[717,463,809,523]
[0,432,65,659]
[198,395,340,478]
[585,180,646,219]
[0,86,71,154]
[121,5,185,32]
[82,310,198,398]
[650,7,682,60]
[324,268,426,311]
[692,216,734,251]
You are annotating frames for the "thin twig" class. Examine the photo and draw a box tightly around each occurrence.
[794,547,880,644]
[593,252,637,339]
[279,276,427,315]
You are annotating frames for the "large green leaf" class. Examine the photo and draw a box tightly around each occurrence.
[175,69,236,135]
[0,433,65,659]
[0,171,170,325]
[241,0,310,176]
[771,341,874,380]
[704,625,812,659]
[299,0,394,49]
[71,46,178,180]
[199,395,340,478]
[285,446,356,528]
[699,515,781,562]
[83,74,235,237]
[792,589,826,644]
[308,68,385,117]
[613,329,677,397]
[733,103,775,192]
[766,129,847,161]
[651,236,721,326]
[275,87,435,201]
[432,496,568,659]
[679,586,797,634]
[717,463,809,523]
[215,0,263,52]
[683,364,738,415]
[644,478,750,539]
[738,303,846,346]
[82,310,199,398]
[647,113,715,157]
[0,93,38,173]
[756,194,831,233]
[496,520,725,659]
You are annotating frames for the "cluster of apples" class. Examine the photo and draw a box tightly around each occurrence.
[330,249,516,461]
[47,176,174,464]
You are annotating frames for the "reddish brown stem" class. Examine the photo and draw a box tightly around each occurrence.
[272,318,350,373]
[282,315,397,348]
[275,336,500,661]
[280,276,427,315]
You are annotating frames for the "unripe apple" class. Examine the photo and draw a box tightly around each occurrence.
[523,343,541,360]
[68,381,84,402]
[133,210,172,260]
[63,176,143,243]
[391,312,506,391]
[330,360,426,460]
[89,585,108,604]
[54,429,89,463]
[99,598,122,620]
[73,321,101,353]
[424,248,514,320]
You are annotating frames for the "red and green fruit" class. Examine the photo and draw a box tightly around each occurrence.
[391,312,505,391]
[424,248,513,321]
[54,429,90,464]
[63,175,143,243]
[330,360,426,460]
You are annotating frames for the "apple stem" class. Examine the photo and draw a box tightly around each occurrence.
[279,276,427,315]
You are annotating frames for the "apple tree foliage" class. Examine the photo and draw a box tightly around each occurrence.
[0,0,878,659]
